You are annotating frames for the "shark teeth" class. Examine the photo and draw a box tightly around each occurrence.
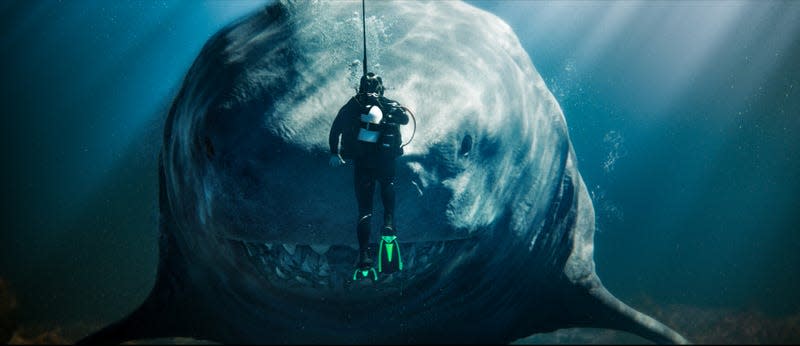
[301,255,315,273]
[233,238,477,289]
[310,244,330,255]
[319,261,330,276]
[294,275,310,285]
[275,266,287,279]
[282,243,296,256]
[243,242,255,257]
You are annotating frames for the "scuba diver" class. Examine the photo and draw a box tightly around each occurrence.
[328,72,410,279]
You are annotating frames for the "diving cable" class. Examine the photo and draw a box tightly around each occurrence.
[362,0,368,77]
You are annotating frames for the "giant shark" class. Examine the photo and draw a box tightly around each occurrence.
[80,1,688,344]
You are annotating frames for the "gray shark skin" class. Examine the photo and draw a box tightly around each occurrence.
[79,1,688,344]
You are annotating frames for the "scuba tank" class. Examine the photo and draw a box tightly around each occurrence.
[357,104,383,143]
[379,117,403,157]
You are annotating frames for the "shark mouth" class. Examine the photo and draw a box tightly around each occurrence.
[230,237,478,292]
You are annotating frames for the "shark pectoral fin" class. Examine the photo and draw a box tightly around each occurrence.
[76,286,176,345]
[584,282,690,345]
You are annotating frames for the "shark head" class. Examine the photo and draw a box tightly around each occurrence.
[80,1,687,344]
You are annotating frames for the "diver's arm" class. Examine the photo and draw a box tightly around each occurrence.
[329,105,348,155]
[382,98,410,125]
[328,102,349,167]
[394,106,410,125]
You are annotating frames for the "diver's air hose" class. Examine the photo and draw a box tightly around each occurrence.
[400,106,416,149]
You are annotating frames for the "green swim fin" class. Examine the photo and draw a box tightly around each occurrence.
[377,235,403,274]
[353,266,378,281]
[353,251,378,281]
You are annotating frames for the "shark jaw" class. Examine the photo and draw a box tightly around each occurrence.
[227,236,480,295]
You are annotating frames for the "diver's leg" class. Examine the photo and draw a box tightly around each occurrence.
[354,162,375,265]
[378,159,397,235]
[379,176,396,231]
[376,159,402,273]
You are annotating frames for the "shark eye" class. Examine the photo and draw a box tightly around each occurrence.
[459,134,473,157]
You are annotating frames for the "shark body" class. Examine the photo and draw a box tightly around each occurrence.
[80,1,688,344]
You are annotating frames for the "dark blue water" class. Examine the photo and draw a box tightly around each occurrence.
[1,0,798,343]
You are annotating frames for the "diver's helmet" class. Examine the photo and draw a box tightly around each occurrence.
[358,72,384,96]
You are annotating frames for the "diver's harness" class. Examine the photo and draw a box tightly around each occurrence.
[354,95,416,156]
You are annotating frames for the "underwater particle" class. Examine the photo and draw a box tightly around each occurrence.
[602,130,627,173]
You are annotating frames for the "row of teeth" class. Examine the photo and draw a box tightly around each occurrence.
[233,240,451,287]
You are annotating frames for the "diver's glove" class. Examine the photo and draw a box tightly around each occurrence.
[329,154,345,168]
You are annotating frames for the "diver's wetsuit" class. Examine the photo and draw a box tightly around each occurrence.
[329,94,409,255]
[353,148,397,251]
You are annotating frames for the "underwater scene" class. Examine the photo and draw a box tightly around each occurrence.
[1,0,798,344]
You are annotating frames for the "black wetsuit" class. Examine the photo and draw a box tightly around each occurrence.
[329,94,410,254]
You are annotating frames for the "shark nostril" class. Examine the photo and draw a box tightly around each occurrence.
[459,134,473,157]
